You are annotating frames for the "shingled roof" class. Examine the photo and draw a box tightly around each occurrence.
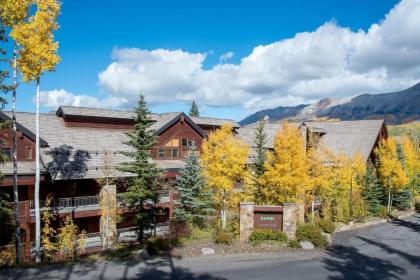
[237,119,385,162]
[3,107,235,180]
[57,106,240,127]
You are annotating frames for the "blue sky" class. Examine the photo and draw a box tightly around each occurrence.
[5,0,419,121]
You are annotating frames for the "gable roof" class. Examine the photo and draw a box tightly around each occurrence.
[0,111,48,147]
[154,113,207,138]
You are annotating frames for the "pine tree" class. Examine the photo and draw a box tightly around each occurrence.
[189,101,200,117]
[251,116,267,203]
[362,160,384,215]
[174,142,213,226]
[118,95,162,242]
[393,187,413,210]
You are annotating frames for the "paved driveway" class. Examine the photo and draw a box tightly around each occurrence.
[1,213,419,280]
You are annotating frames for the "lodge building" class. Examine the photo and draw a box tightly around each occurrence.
[0,106,387,257]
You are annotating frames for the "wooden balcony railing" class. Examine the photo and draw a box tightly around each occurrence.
[25,190,172,214]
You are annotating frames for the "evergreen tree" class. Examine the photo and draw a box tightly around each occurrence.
[174,142,213,226]
[118,95,162,242]
[189,101,200,117]
[393,187,413,210]
[362,160,384,215]
[252,116,267,203]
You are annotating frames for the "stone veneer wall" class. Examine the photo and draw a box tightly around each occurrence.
[239,202,255,241]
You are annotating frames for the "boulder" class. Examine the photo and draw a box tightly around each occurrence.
[137,249,151,260]
[201,247,216,256]
[321,232,332,245]
[299,241,315,250]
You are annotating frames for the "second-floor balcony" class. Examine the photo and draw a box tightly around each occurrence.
[26,189,171,216]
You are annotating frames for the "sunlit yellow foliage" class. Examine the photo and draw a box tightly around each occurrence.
[10,0,60,82]
[401,136,420,196]
[375,137,408,211]
[261,122,309,204]
[201,124,249,228]
[41,195,56,260]
[57,216,86,260]
[0,245,15,267]
[0,0,31,27]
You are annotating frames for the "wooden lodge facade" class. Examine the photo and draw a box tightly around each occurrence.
[0,106,387,257]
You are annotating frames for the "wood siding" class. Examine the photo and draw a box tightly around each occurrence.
[0,127,36,161]
[152,118,205,160]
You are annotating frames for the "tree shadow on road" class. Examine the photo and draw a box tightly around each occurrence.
[357,236,420,269]
[323,245,406,280]
[389,216,420,234]
[129,254,226,280]
[0,260,98,280]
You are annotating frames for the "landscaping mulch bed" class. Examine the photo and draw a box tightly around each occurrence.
[171,239,301,259]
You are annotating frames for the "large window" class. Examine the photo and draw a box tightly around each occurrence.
[158,148,179,159]
[181,138,195,147]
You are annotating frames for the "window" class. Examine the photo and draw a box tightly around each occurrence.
[181,138,195,147]
[164,138,179,147]
[158,148,179,159]
[26,147,33,160]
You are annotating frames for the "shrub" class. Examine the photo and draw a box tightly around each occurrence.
[249,229,287,244]
[296,223,327,247]
[288,239,301,249]
[146,237,172,255]
[213,231,233,245]
[317,219,335,234]
[415,201,420,213]
[377,205,389,218]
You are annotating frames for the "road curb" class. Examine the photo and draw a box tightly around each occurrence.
[335,210,416,233]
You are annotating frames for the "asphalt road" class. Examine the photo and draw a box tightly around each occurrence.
[1,213,419,280]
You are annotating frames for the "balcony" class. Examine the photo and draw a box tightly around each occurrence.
[27,189,172,215]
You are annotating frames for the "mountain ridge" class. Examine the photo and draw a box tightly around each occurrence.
[239,83,420,126]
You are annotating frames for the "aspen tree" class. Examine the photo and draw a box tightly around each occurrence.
[261,122,309,204]
[375,138,408,213]
[0,0,31,262]
[201,124,248,229]
[400,136,420,203]
[11,0,60,262]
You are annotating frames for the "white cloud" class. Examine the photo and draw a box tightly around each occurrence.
[219,51,234,62]
[46,0,420,114]
[40,89,125,109]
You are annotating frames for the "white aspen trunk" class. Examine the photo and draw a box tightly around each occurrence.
[35,78,41,263]
[12,44,21,263]
[221,191,227,229]
[387,187,392,213]
[311,197,315,223]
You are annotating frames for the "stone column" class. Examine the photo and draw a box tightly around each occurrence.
[239,202,254,242]
[283,203,298,240]
[100,185,117,249]
[296,202,305,224]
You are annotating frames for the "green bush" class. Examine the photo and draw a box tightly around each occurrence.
[296,223,327,247]
[415,201,420,213]
[288,239,301,248]
[249,229,287,244]
[377,205,389,218]
[213,231,233,245]
[146,237,172,255]
[317,219,335,234]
